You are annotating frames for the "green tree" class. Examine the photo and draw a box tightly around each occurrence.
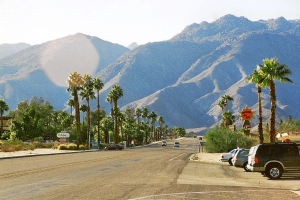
[136,108,141,143]
[93,77,104,145]
[141,107,149,143]
[80,104,87,125]
[107,85,123,144]
[222,110,235,128]
[67,99,74,115]
[80,74,95,149]
[245,69,264,144]
[157,116,164,140]
[0,99,9,137]
[222,94,234,111]
[67,71,84,148]
[101,116,114,143]
[257,58,293,142]
[149,111,157,141]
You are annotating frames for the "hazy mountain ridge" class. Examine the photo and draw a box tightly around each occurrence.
[0,43,31,59]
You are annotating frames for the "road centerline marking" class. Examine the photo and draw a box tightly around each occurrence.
[169,153,186,161]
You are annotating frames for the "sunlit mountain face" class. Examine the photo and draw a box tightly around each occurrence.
[1,15,300,133]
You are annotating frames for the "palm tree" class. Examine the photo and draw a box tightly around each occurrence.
[222,94,234,111]
[80,74,95,149]
[80,104,87,125]
[149,110,157,141]
[107,85,123,144]
[52,110,59,139]
[136,108,141,143]
[67,99,74,115]
[0,99,9,136]
[141,107,149,143]
[157,116,164,141]
[67,72,84,148]
[93,77,104,146]
[222,111,235,128]
[218,99,226,126]
[245,69,264,144]
[257,58,293,142]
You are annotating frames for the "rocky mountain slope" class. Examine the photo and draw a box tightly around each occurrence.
[0,33,129,109]
[1,15,300,133]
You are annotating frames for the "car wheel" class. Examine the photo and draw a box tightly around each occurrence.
[265,164,283,180]
[243,162,251,172]
[228,158,233,166]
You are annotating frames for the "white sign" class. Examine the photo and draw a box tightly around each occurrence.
[57,132,70,138]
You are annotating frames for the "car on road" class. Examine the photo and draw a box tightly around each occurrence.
[248,142,300,179]
[174,142,180,147]
[219,149,238,166]
[162,141,167,146]
[105,144,124,150]
[232,148,250,172]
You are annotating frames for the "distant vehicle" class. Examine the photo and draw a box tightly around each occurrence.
[174,142,180,147]
[232,149,250,172]
[219,149,238,166]
[248,143,300,179]
[162,141,167,146]
[105,144,124,150]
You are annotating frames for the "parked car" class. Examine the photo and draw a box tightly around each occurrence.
[174,142,180,147]
[232,148,250,172]
[219,149,238,166]
[248,142,300,179]
[105,144,124,150]
[162,141,167,146]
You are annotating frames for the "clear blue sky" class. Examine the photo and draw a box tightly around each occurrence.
[1,0,300,47]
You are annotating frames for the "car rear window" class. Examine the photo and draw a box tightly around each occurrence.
[239,150,249,156]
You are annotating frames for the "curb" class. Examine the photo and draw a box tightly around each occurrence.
[0,149,103,160]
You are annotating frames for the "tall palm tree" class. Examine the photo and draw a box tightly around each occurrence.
[80,104,87,125]
[107,85,123,144]
[222,94,234,111]
[149,110,157,141]
[141,107,149,143]
[257,58,293,142]
[157,116,164,141]
[93,77,104,146]
[52,110,59,139]
[136,108,141,143]
[67,71,84,148]
[67,99,74,115]
[80,74,95,149]
[0,99,9,136]
[245,69,264,144]
[218,99,226,126]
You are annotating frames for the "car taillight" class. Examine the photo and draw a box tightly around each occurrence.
[221,155,224,158]
[235,157,238,161]
[254,157,259,163]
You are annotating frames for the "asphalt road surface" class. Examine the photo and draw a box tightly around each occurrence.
[0,138,299,199]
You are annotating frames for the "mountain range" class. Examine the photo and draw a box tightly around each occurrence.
[1,15,300,134]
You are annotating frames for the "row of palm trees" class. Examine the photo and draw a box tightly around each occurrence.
[245,57,293,143]
[66,71,167,148]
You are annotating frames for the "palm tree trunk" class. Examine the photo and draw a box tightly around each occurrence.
[87,97,90,150]
[257,86,264,144]
[74,89,81,149]
[114,100,119,144]
[97,90,100,145]
[269,81,276,143]
[0,111,3,136]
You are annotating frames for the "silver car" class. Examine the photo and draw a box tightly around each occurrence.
[232,148,250,172]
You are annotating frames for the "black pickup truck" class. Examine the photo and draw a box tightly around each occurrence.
[248,143,300,179]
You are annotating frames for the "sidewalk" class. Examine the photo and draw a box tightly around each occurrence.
[0,148,100,159]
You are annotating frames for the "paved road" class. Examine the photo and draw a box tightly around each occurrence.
[0,138,299,199]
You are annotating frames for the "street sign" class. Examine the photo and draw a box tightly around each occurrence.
[238,105,255,121]
[57,132,70,138]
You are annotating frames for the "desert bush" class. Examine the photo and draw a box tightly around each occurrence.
[58,144,67,150]
[42,143,53,148]
[205,125,255,153]
[67,143,77,150]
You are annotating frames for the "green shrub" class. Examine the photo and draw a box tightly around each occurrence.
[32,142,43,148]
[28,144,35,150]
[205,125,255,153]
[79,145,85,150]
[67,144,77,150]
[42,143,54,148]
[99,143,106,149]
